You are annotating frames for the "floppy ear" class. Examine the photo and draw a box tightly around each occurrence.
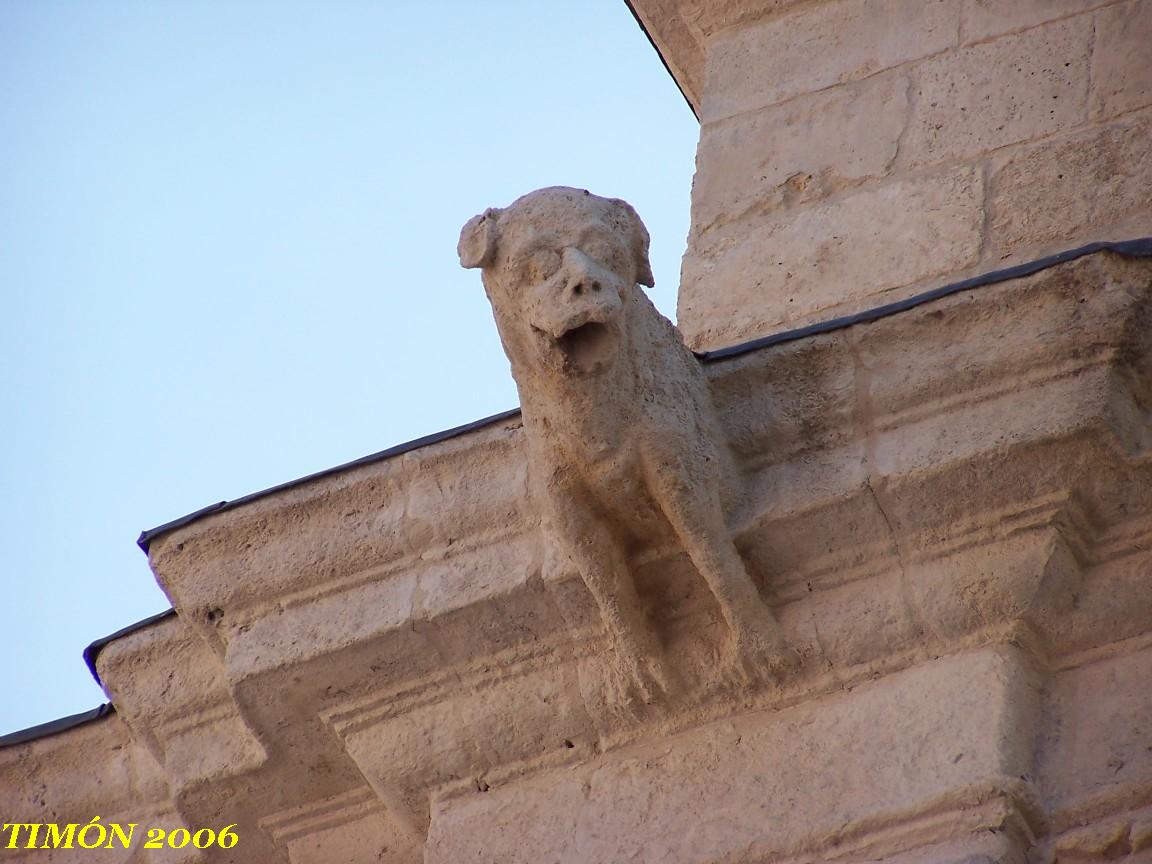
[457,207,502,270]
[609,198,655,288]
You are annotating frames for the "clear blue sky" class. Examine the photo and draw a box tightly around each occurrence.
[0,1,698,734]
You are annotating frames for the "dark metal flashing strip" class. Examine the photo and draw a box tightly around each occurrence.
[83,608,178,686]
[622,0,700,121]
[697,237,1152,362]
[0,703,115,748]
[136,238,1152,556]
[136,408,524,553]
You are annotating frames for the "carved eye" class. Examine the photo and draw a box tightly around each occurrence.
[527,248,561,282]
[582,239,624,272]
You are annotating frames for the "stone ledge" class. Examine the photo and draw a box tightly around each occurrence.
[138,252,1152,855]
[424,647,1043,863]
[4,249,1150,862]
[625,0,824,115]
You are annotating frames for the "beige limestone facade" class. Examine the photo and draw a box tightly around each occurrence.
[4,2,1152,862]
[663,0,1152,348]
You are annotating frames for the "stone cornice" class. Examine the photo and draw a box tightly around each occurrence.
[625,0,821,114]
[78,250,1151,860]
[5,249,1149,861]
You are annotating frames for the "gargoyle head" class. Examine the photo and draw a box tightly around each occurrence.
[459,187,654,376]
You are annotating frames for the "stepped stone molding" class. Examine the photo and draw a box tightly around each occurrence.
[2,249,1147,862]
[2,0,1150,858]
[423,647,1047,863]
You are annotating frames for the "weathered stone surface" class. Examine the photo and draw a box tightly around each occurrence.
[5,244,1151,863]
[0,713,184,862]
[329,656,596,838]
[282,812,402,864]
[904,15,1090,167]
[702,0,958,122]
[962,0,1121,44]
[424,649,1041,864]
[93,616,368,863]
[145,420,532,642]
[0,715,156,824]
[96,617,267,790]
[678,0,809,38]
[874,829,1030,864]
[678,0,1145,345]
[692,70,908,233]
[988,109,1152,254]
[681,166,983,347]
[148,256,1152,862]
[459,188,792,705]
[624,0,706,114]
[260,790,410,864]
[135,253,1152,704]
[1091,0,1152,120]
[4,2,1151,859]
[1053,820,1133,861]
[1041,641,1152,828]
[1133,812,1152,852]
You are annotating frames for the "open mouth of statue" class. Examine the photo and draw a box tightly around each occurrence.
[556,321,614,372]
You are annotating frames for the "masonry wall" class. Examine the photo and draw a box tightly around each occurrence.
[2,3,1151,862]
[5,251,1150,863]
[678,0,1152,349]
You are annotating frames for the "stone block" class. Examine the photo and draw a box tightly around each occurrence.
[908,528,1082,645]
[1054,820,1133,861]
[330,661,593,808]
[962,0,1119,44]
[870,363,1115,479]
[988,109,1152,254]
[0,715,139,818]
[709,332,861,465]
[1133,812,1152,852]
[272,802,409,864]
[626,0,707,112]
[905,16,1090,167]
[221,530,558,691]
[702,0,958,122]
[0,716,184,861]
[848,252,1138,428]
[791,571,921,667]
[1041,642,1152,826]
[867,827,1029,864]
[146,421,531,630]
[424,649,1041,864]
[1068,552,1152,658]
[1091,0,1152,120]
[679,0,810,39]
[94,616,264,785]
[680,166,982,349]
[692,70,908,234]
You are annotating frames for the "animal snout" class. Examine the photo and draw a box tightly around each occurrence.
[556,267,620,332]
[525,246,625,345]
[566,273,602,298]
[561,248,610,298]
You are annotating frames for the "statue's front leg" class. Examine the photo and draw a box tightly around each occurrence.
[545,487,671,706]
[649,462,794,684]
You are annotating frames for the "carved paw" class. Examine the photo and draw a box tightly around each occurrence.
[608,646,671,708]
[725,628,797,686]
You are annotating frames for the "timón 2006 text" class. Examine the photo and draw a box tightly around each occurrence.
[2,818,238,850]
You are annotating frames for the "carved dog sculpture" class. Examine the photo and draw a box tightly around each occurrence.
[459,187,789,703]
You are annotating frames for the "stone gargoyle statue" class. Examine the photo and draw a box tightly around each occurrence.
[458,187,791,703]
